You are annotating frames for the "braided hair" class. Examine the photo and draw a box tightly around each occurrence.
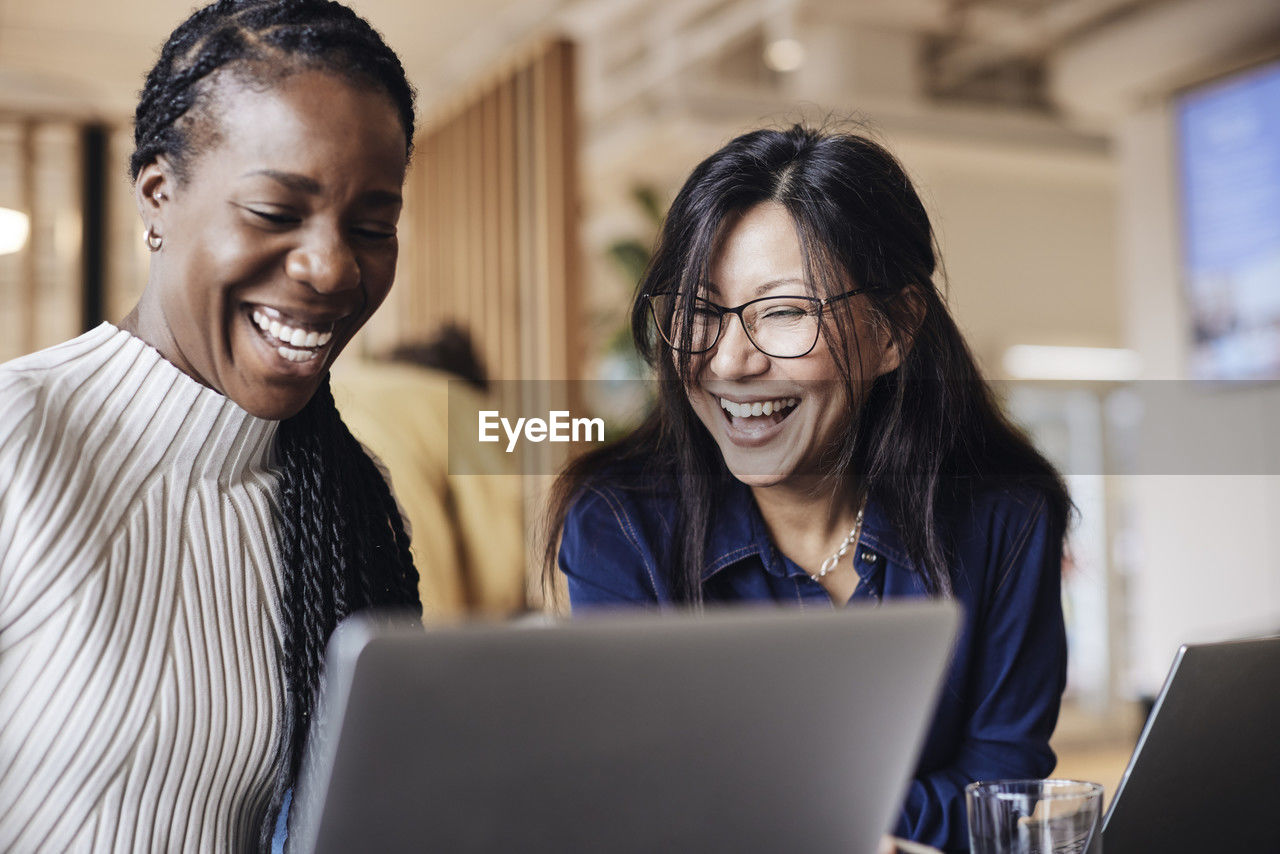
[130,0,415,182]
[130,1,421,845]
[274,377,420,786]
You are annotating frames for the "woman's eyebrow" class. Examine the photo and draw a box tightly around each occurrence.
[238,170,402,208]
[242,168,322,195]
[702,278,806,300]
[752,277,806,297]
[361,189,404,209]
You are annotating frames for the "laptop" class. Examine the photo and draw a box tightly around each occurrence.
[1102,635,1280,853]
[289,601,961,854]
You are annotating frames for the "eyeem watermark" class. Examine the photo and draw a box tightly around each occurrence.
[479,409,606,453]
[448,378,1280,475]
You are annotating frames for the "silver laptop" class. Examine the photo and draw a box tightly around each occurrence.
[1102,635,1280,853]
[289,601,960,854]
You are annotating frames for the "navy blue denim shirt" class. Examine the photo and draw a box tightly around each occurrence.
[558,476,1066,853]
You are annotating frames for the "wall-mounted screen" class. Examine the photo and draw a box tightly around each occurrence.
[1176,58,1280,380]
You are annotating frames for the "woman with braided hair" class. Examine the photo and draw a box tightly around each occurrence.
[0,1,420,849]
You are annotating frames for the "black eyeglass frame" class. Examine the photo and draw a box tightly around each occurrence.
[644,287,871,359]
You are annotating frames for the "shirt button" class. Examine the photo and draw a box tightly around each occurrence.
[861,551,878,563]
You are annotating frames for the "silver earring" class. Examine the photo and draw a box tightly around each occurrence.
[145,226,163,252]
[152,191,166,202]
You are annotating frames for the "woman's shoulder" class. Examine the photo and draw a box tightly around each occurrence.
[0,323,124,376]
[0,325,128,407]
[557,455,687,604]
[562,452,692,565]
[943,480,1067,597]
[1,323,122,391]
[961,482,1059,528]
[0,357,42,431]
[0,325,133,471]
[564,455,679,531]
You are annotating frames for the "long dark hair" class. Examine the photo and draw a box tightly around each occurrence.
[545,124,1070,602]
[131,0,421,845]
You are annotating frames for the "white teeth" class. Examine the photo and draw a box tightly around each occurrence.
[251,309,335,352]
[718,397,798,419]
[277,345,319,363]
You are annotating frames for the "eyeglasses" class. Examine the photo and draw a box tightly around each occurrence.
[645,288,869,359]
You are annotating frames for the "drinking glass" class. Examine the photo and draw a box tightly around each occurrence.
[966,779,1104,854]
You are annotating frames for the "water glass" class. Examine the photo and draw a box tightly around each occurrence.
[966,779,1104,854]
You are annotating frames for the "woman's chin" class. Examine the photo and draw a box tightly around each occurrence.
[718,447,799,489]
[219,368,322,420]
[728,470,791,489]
[717,442,842,493]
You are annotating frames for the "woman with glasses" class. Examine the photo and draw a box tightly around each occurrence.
[544,125,1071,852]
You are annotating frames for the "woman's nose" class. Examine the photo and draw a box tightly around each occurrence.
[285,228,360,294]
[706,313,770,378]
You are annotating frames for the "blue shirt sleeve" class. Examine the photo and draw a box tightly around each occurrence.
[894,493,1067,852]
[559,487,666,606]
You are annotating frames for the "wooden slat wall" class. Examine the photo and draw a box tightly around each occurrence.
[373,38,581,393]
[19,122,38,356]
[0,116,96,364]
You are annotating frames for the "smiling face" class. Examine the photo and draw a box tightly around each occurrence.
[685,201,900,491]
[127,67,407,420]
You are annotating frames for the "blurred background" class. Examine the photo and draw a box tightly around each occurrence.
[2,0,1278,800]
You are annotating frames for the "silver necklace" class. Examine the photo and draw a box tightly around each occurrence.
[811,504,866,582]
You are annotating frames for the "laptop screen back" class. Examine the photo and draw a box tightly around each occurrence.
[291,602,960,854]
[1102,635,1280,853]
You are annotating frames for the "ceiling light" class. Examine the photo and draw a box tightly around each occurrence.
[763,38,805,73]
[0,207,30,255]
[1003,345,1143,381]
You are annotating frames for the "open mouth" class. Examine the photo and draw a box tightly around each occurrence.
[718,395,799,427]
[247,305,338,364]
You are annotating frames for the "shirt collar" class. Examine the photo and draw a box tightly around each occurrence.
[701,478,778,579]
[700,478,919,580]
[855,496,917,573]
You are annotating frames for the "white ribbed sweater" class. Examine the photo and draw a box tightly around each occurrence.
[0,324,287,852]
